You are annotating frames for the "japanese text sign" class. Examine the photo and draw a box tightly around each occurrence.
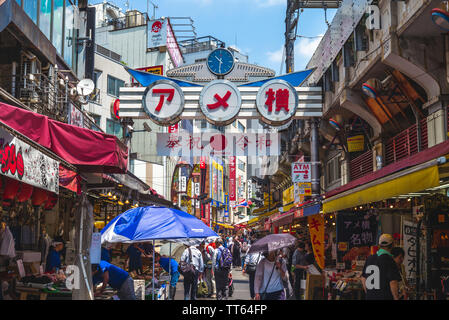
[347,135,365,153]
[283,185,294,206]
[308,215,325,269]
[148,19,167,48]
[156,132,280,157]
[295,182,312,197]
[403,220,417,285]
[336,213,378,262]
[142,80,184,125]
[199,80,241,126]
[292,162,312,183]
[256,79,298,126]
[0,127,59,194]
[229,156,236,202]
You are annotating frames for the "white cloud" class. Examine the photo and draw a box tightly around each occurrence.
[252,0,285,7]
[295,35,323,58]
[266,46,284,64]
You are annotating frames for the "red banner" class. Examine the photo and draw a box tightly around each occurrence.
[205,203,211,226]
[229,156,236,202]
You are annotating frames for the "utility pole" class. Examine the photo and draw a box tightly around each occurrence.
[285,0,298,74]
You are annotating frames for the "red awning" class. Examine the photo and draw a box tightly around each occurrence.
[0,103,128,173]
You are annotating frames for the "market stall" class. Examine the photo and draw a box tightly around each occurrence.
[100,206,218,300]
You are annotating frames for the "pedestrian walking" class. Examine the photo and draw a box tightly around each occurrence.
[361,234,401,300]
[243,247,263,300]
[202,241,216,298]
[214,238,233,300]
[254,250,288,300]
[180,243,204,300]
[154,252,179,300]
[232,236,242,269]
[240,239,249,270]
[292,242,312,300]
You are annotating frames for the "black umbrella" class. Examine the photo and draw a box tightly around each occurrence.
[248,233,296,254]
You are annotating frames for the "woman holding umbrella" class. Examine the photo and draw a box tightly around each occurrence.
[254,250,288,300]
[249,233,296,300]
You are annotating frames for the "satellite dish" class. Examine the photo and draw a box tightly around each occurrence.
[77,79,95,96]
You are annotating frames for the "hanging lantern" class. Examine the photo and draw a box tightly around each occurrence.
[362,78,381,99]
[44,192,58,210]
[432,2,449,31]
[16,183,34,203]
[32,188,49,207]
[3,177,20,200]
[329,118,342,131]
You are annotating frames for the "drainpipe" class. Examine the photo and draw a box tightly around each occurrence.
[310,119,320,197]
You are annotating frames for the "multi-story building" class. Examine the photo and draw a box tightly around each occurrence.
[300,0,449,298]
[91,2,185,199]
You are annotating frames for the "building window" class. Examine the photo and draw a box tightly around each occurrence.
[327,156,341,185]
[200,120,208,129]
[238,159,245,172]
[52,0,64,55]
[39,0,52,40]
[91,114,101,131]
[238,121,245,133]
[106,118,122,139]
[63,2,74,68]
[107,75,125,97]
[24,0,38,24]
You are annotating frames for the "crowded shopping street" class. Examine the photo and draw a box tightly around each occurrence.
[1,0,449,306]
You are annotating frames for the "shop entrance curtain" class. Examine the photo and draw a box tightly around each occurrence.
[0,102,127,173]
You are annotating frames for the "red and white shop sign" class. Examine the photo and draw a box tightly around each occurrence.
[199,80,241,126]
[142,80,184,125]
[292,162,311,183]
[256,79,298,126]
[168,123,178,133]
[229,156,236,202]
[0,127,59,194]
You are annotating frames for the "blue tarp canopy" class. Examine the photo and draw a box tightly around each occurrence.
[101,206,218,244]
[125,67,202,87]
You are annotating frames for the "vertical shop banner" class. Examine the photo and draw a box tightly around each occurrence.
[229,156,236,202]
[90,233,101,264]
[403,220,417,285]
[206,203,211,226]
[148,19,167,48]
[166,19,184,68]
[0,127,59,194]
[283,185,294,206]
[336,213,378,263]
[308,215,325,270]
[224,194,229,218]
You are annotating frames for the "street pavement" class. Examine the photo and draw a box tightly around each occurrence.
[174,267,251,300]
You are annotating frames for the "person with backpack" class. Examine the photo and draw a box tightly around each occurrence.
[180,243,204,300]
[214,238,232,300]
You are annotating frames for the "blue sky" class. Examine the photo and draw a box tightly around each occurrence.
[104,0,335,75]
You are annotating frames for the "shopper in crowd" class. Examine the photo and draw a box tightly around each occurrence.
[361,234,401,300]
[125,243,145,275]
[214,238,232,300]
[292,241,311,300]
[180,242,204,300]
[243,246,263,300]
[45,240,64,273]
[231,236,242,269]
[283,244,295,290]
[240,239,249,270]
[254,250,288,300]
[92,260,136,300]
[203,241,216,298]
[391,247,411,300]
[154,252,179,300]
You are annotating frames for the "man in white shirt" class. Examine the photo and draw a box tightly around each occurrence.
[180,243,205,300]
